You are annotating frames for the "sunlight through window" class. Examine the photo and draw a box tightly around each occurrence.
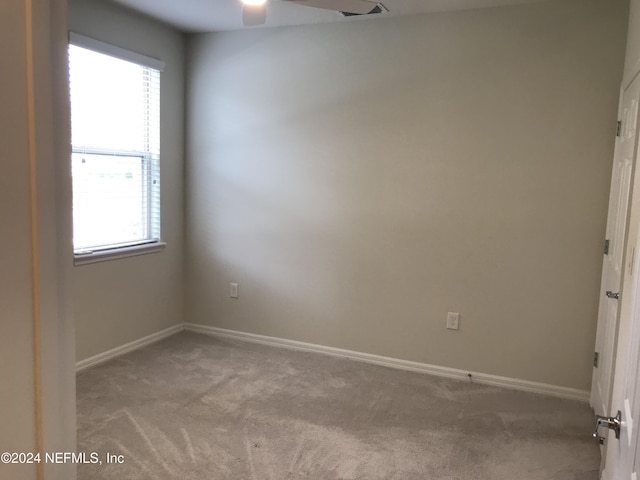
[69,42,161,254]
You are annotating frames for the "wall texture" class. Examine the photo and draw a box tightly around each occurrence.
[185,0,628,391]
[68,0,185,361]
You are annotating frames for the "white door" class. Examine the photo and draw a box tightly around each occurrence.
[602,70,640,480]
[592,74,639,419]
[603,205,640,480]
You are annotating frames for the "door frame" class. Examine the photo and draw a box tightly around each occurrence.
[591,87,630,420]
[27,1,77,478]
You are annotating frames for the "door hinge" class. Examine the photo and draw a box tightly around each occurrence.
[604,239,610,255]
[617,120,622,137]
[594,352,599,368]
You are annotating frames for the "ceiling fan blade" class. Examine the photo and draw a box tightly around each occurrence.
[284,0,378,15]
[242,3,267,26]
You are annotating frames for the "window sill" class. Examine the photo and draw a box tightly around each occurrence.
[73,242,166,266]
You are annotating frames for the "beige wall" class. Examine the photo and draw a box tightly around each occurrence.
[0,0,76,478]
[68,0,186,361]
[185,0,628,391]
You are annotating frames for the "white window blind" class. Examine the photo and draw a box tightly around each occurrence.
[68,36,162,255]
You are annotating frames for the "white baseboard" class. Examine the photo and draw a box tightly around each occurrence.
[76,324,184,373]
[184,323,590,403]
[76,322,590,402]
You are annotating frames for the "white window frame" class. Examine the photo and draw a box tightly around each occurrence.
[69,33,166,266]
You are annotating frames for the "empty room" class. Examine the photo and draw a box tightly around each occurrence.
[4,0,640,478]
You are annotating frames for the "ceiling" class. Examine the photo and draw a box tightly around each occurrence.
[110,0,554,33]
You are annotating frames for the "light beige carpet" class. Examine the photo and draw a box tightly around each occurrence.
[77,331,599,479]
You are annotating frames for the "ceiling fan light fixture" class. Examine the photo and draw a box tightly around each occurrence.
[241,0,267,6]
[242,0,267,26]
[340,2,387,16]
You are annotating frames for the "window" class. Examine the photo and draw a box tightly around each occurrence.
[68,34,164,264]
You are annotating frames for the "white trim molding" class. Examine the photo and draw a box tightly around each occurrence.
[75,324,183,372]
[74,241,166,266]
[75,322,590,402]
[184,323,590,402]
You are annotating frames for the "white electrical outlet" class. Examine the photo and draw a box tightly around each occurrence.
[446,312,460,330]
[230,283,239,298]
